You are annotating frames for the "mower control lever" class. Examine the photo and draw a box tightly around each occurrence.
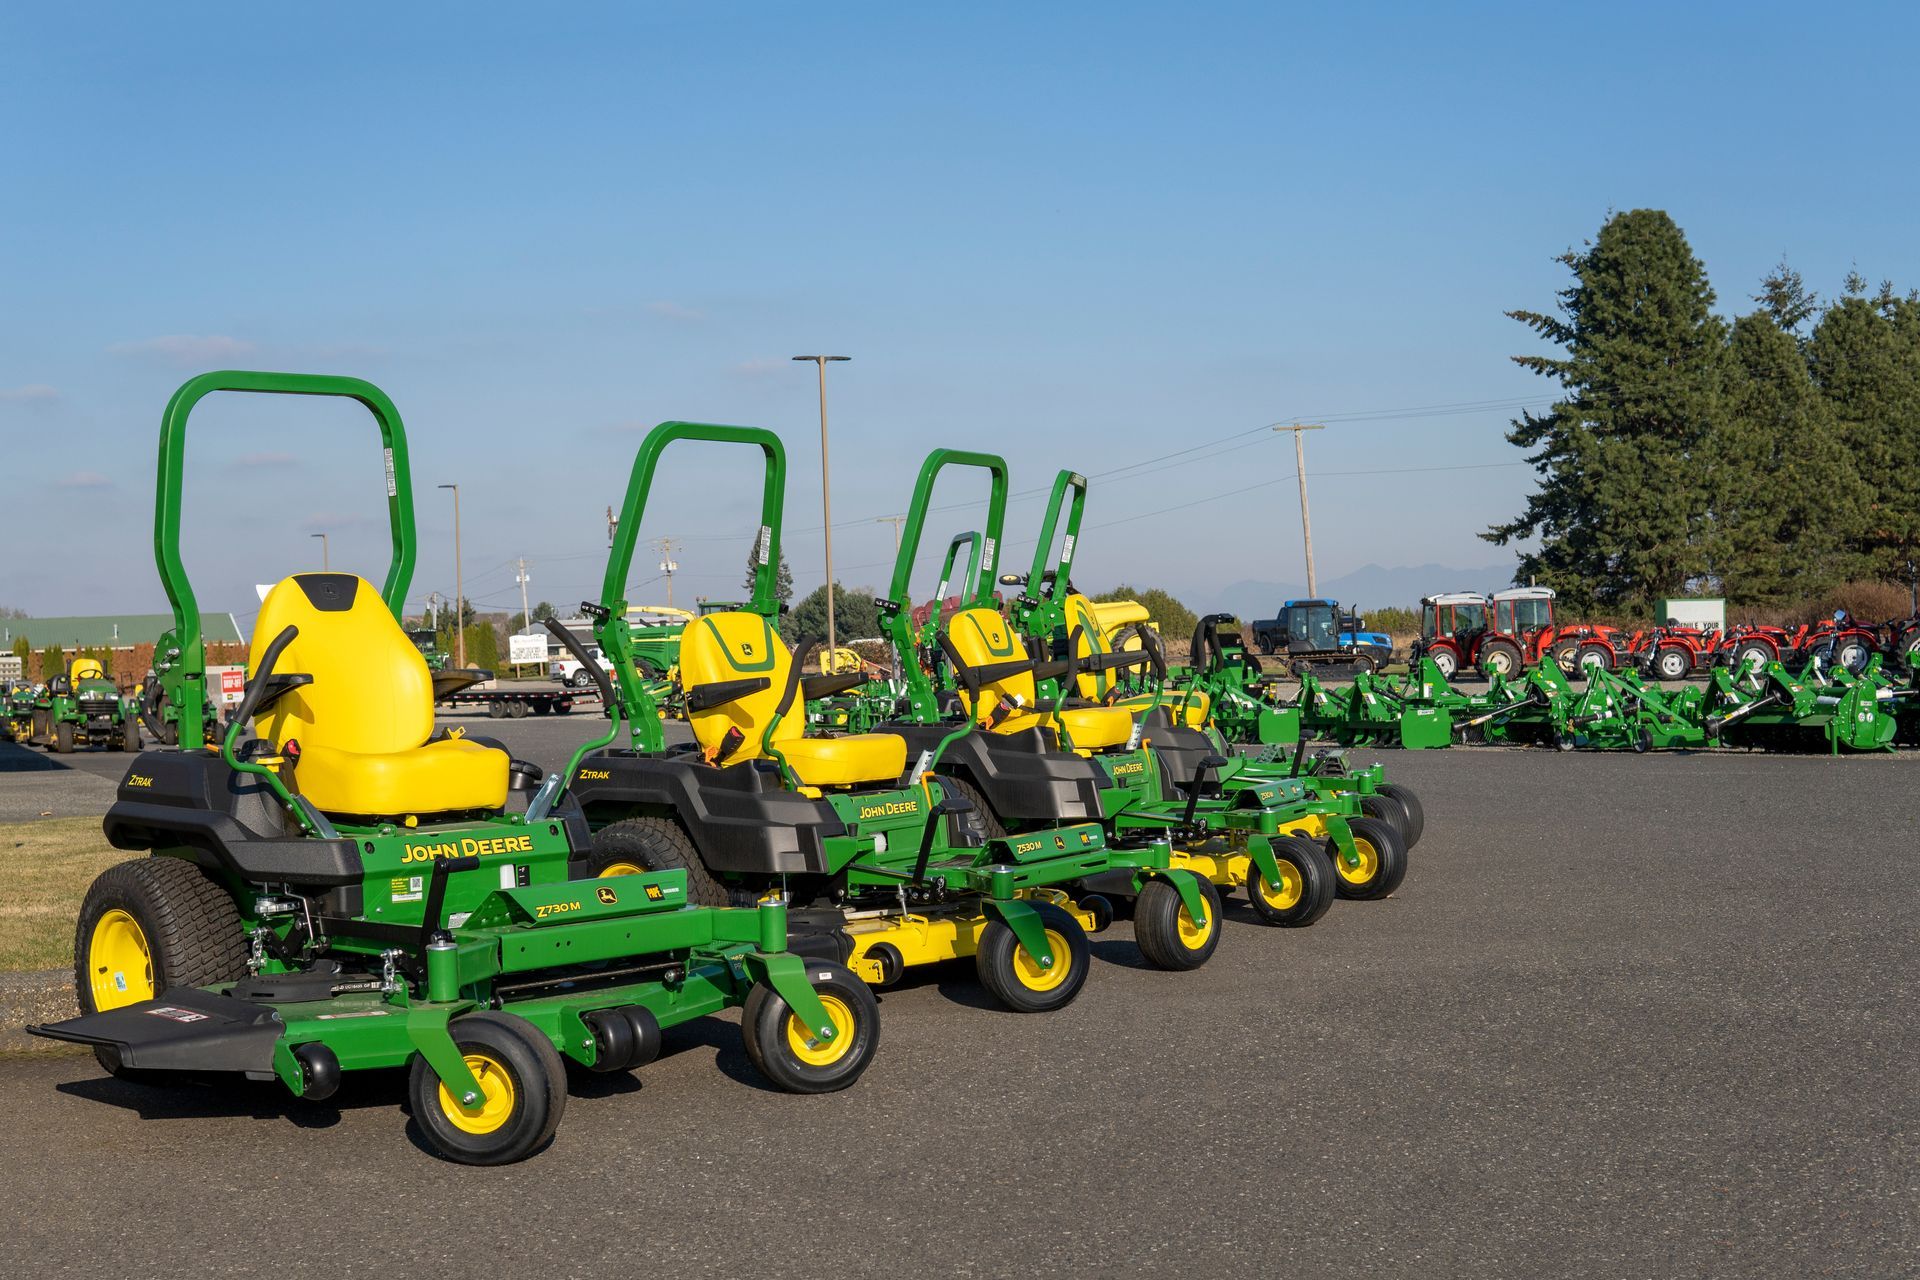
[419,854,483,948]
[227,624,300,737]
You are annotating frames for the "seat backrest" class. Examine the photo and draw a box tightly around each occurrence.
[69,658,106,684]
[678,611,802,764]
[1062,592,1114,702]
[251,574,434,754]
[945,606,1036,723]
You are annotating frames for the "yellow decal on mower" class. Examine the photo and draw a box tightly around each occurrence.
[401,834,535,864]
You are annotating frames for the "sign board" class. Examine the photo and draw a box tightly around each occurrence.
[508,634,549,666]
[210,665,248,707]
[1654,597,1726,630]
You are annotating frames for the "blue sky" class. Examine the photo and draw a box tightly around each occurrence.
[4,2,1917,626]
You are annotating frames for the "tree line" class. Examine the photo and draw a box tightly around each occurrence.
[1488,208,1920,616]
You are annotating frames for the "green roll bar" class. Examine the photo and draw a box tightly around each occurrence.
[877,449,1010,721]
[567,422,786,770]
[152,371,417,750]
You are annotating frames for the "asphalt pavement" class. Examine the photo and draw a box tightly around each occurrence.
[0,720,1915,1277]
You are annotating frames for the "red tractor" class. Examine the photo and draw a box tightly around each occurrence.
[1714,614,1881,674]
[1488,587,1631,675]
[1630,623,1725,679]
[1416,591,1536,678]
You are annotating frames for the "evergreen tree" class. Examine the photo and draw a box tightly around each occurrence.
[743,543,794,605]
[782,584,879,650]
[1753,260,1819,334]
[1806,280,1920,576]
[1486,210,1727,610]
[1706,313,1871,605]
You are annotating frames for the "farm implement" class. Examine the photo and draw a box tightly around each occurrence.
[31,372,877,1165]
[563,423,1226,1011]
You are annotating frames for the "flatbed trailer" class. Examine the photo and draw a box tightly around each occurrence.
[430,671,600,718]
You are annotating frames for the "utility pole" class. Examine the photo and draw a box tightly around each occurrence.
[875,514,907,555]
[1270,423,1326,596]
[438,483,464,668]
[793,355,850,668]
[653,537,680,608]
[310,532,329,571]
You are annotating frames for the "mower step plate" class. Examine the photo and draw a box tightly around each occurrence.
[28,988,281,1074]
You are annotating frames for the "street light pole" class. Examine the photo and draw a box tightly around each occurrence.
[310,532,329,571]
[438,483,464,669]
[1270,423,1326,596]
[793,354,850,669]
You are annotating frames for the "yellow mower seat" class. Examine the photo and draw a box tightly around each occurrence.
[944,605,1136,750]
[251,574,508,816]
[680,610,908,789]
[999,705,1135,750]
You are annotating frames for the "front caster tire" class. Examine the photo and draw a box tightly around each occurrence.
[742,961,879,1093]
[1328,816,1408,902]
[1376,782,1424,849]
[1246,836,1336,928]
[975,903,1090,1013]
[586,816,729,907]
[409,1012,565,1166]
[1135,875,1222,971]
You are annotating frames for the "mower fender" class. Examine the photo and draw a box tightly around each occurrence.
[406,1005,485,1108]
[1323,818,1360,871]
[742,950,840,1045]
[1135,866,1208,925]
[981,897,1055,973]
[1243,836,1287,895]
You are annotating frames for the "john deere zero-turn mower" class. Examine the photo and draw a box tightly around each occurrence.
[26,657,142,753]
[991,468,1412,904]
[29,373,877,1165]
[563,423,1223,1008]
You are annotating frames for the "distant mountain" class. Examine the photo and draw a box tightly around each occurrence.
[1206,562,1518,621]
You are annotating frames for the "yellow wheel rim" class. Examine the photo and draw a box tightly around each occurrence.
[1175,898,1214,950]
[88,909,153,1010]
[1338,838,1380,886]
[597,861,644,877]
[1010,928,1073,993]
[437,1052,517,1135]
[1253,862,1303,911]
[785,994,856,1067]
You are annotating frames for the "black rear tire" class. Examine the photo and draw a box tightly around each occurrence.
[742,961,879,1092]
[586,816,729,907]
[1134,875,1222,971]
[1245,836,1336,928]
[1376,782,1424,849]
[54,721,74,753]
[408,1012,565,1165]
[935,774,1007,844]
[975,902,1090,1012]
[1328,815,1408,901]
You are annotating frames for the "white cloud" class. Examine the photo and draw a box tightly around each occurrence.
[55,471,112,489]
[0,384,57,403]
[109,334,256,365]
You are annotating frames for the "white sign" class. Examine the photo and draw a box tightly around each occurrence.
[210,666,248,707]
[508,634,549,666]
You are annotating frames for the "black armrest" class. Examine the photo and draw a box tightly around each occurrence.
[251,673,313,717]
[1079,650,1149,674]
[1031,659,1070,682]
[685,676,772,714]
[971,658,1034,684]
[802,672,866,700]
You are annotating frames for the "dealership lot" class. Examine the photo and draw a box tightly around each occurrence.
[1,733,1913,1278]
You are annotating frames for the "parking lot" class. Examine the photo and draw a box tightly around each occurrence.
[1,722,1913,1278]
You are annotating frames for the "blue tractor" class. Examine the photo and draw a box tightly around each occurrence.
[1248,599,1395,674]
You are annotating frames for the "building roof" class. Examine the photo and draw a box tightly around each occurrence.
[1,613,245,649]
